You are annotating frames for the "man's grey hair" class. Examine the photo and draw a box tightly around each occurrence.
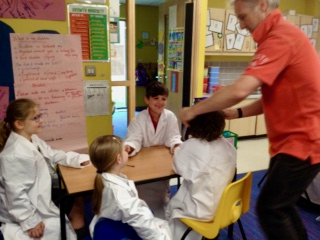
[230,0,279,9]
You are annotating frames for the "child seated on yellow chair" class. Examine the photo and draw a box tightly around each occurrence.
[89,135,172,240]
[167,111,236,240]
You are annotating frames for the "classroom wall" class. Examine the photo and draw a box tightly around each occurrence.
[204,0,320,93]
[206,0,319,63]
[207,0,313,13]
[0,0,112,148]
[120,4,159,109]
[158,0,189,117]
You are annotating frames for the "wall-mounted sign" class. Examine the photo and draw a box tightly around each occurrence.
[68,3,109,61]
[167,28,184,72]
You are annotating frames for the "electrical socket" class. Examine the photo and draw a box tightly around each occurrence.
[85,65,96,76]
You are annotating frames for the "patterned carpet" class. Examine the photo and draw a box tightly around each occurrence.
[215,170,320,240]
[81,170,320,240]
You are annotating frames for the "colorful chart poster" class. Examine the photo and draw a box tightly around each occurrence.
[10,33,87,153]
[167,28,184,72]
[68,4,109,61]
[0,0,65,20]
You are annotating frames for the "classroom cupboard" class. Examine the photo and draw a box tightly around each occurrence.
[225,99,267,137]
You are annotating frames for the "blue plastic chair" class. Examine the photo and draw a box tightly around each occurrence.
[92,218,142,240]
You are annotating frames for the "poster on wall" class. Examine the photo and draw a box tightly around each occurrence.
[109,0,120,43]
[110,18,120,43]
[68,3,109,61]
[83,80,109,116]
[10,33,88,153]
[0,0,65,20]
[0,86,9,120]
[170,71,179,92]
[167,28,184,72]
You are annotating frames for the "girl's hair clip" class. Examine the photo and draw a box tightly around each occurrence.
[112,136,122,144]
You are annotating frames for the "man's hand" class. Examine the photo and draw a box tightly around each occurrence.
[27,221,45,238]
[179,107,196,127]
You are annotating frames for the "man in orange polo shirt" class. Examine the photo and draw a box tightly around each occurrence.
[180,0,320,239]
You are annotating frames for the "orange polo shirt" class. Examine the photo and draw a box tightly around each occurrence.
[243,9,320,164]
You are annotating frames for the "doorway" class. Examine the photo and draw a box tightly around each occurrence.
[111,20,128,138]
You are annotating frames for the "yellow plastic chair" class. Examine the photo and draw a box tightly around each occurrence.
[179,172,252,240]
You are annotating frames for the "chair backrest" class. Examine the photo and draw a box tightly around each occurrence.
[215,171,252,229]
[93,218,142,240]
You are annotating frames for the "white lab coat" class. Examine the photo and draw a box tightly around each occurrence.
[89,173,172,240]
[0,132,89,240]
[124,108,182,219]
[124,108,182,156]
[168,137,236,240]
[303,172,320,205]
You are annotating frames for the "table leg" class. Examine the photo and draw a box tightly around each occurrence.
[60,194,67,240]
[58,167,67,240]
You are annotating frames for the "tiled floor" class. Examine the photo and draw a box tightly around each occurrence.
[236,137,269,174]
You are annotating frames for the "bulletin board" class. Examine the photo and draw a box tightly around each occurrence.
[224,9,251,53]
[206,8,225,53]
[68,3,109,61]
[10,33,88,153]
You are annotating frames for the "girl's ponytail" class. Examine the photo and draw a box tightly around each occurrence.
[92,173,104,215]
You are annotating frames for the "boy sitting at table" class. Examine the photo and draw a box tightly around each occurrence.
[124,81,182,219]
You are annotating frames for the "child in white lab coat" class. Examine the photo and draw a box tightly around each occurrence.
[0,98,90,240]
[124,81,182,219]
[168,111,237,240]
[89,135,172,240]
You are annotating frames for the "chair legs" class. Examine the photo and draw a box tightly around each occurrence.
[257,171,268,188]
[227,219,247,240]
[227,223,233,238]
[181,228,219,240]
[181,227,193,240]
[237,219,247,240]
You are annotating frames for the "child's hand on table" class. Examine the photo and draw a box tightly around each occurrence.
[172,144,181,154]
[81,160,90,166]
[124,145,134,154]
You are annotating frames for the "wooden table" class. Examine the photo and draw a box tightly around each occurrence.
[57,145,179,239]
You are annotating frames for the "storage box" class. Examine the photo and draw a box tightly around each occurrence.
[222,130,238,148]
